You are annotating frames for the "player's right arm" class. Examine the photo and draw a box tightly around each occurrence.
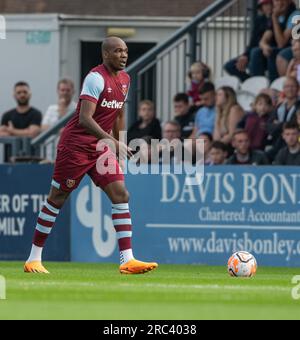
[79,72,132,158]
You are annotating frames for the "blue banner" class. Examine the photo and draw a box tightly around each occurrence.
[71,166,300,267]
[0,165,70,261]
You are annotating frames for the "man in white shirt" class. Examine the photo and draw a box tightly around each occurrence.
[42,78,77,131]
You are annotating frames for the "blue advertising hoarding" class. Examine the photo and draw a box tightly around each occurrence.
[71,166,300,267]
[0,165,70,261]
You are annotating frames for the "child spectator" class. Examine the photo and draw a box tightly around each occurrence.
[238,93,273,150]
[187,62,211,106]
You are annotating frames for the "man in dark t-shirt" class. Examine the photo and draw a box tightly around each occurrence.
[0,81,42,138]
[275,122,300,165]
[173,93,196,139]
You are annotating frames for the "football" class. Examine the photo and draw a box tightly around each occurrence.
[227,251,257,278]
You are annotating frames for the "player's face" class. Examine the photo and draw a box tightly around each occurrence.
[106,42,128,71]
[14,85,31,106]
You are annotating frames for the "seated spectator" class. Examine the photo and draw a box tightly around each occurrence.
[0,81,42,138]
[274,121,300,164]
[187,61,211,106]
[193,82,216,137]
[257,0,296,81]
[159,121,183,164]
[127,100,162,143]
[173,93,196,139]
[224,0,273,82]
[227,130,269,165]
[286,39,300,79]
[213,86,244,145]
[276,8,300,76]
[42,78,77,131]
[238,93,273,150]
[209,141,228,165]
[267,76,300,160]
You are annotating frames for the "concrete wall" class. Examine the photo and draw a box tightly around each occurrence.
[0,15,60,117]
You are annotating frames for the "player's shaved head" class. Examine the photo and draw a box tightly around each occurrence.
[102,36,126,55]
[101,36,128,73]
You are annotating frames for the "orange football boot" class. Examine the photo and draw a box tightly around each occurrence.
[24,261,50,274]
[120,259,158,274]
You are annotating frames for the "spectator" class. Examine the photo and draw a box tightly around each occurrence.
[209,141,228,165]
[159,120,182,163]
[224,0,273,82]
[276,8,300,76]
[274,121,300,164]
[127,100,162,143]
[267,76,300,160]
[213,86,244,145]
[173,93,196,139]
[260,87,280,107]
[0,82,42,138]
[238,93,273,150]
[286,39,300,79]
[193,82,216,137]
[198,132,213,165]
[42,78,77,131]
[187,61,211,106]
[227,130,269,165]
[257,0,296,81]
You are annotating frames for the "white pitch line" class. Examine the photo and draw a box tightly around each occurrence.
[146,224,300,231]
[121,283,290,292]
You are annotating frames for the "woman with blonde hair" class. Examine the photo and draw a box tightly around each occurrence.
[213,86,244,144]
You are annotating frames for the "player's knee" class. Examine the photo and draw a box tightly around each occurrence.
[48,189,69,208]
[114,189,130,204]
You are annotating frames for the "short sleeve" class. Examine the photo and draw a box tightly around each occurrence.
[42,106,56,126]
[30,110,42,126]
[1,112,10,126]
[287,10,300,29]
[80,72,105,104]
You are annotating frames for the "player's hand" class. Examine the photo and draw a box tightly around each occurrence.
[116,141,134,160]
[236,55,248,72]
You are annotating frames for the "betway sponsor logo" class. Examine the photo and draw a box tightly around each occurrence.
[100,98,124,109]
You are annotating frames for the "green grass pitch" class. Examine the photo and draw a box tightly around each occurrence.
[0,262,299,320]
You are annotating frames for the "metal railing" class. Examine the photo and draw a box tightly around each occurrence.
[126,0,257,125]
[31,110,74,160]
